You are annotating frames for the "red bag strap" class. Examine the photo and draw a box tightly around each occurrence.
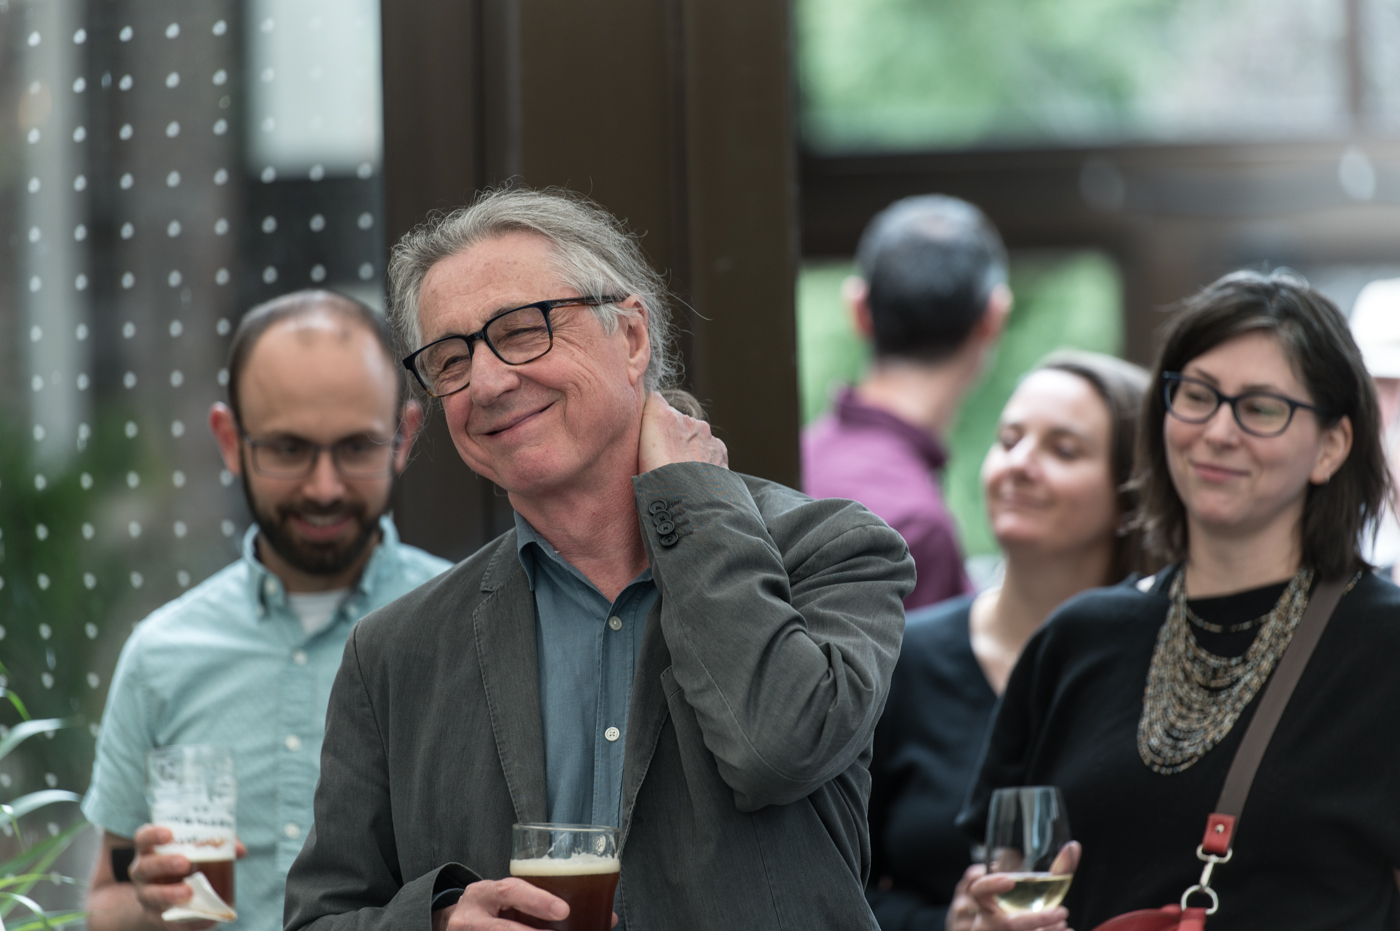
[1200,575,1348,854]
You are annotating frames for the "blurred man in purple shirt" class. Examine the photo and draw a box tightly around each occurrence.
[802,196,1011,610]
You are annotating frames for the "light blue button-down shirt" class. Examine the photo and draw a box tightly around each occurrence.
[82,516,449,931]
[515,513,657,830]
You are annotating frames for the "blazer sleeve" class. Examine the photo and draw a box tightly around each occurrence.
[634,462,915,810]
[283,627,478,931]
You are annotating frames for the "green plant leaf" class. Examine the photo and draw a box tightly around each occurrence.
[6,910,87,931]
[0,891,63,924]
[0,821,88,882]
[2,791,83,853]
[0,688,32,722]
[0,719,79,764]
[0,875,80,890]
[2,791,82,821]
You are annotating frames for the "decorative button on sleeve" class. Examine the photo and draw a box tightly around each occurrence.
[646,498,682,547]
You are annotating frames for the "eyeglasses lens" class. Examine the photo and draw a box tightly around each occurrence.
[486,305,552,362]
[416,340,473,398]
[1236,396,1290,434]
[251,437,394,478]
[1169,381,1219,420]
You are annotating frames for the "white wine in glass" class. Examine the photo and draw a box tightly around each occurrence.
[985,786,1077,916]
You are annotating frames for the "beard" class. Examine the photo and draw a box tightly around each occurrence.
[240,468,391,577]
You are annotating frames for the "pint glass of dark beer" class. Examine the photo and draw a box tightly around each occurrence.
[145,745,237,907]
[506,823,619,931]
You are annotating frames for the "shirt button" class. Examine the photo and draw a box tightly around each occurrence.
[292,650,308,666]
[608,616,623,631]
[285,734,302,752]
[283,822,300,839]
[263,579,277,596]
[605,726,620,742]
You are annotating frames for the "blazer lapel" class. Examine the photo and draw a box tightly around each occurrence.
[619,598,672,849]
[473,536,549,825]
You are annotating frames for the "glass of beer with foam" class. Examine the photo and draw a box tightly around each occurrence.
[506,823,619,930]
[145,745,237,908]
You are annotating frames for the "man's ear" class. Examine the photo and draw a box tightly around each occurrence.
[974,283,1013,345]
[393,399,425,475]
[620,295,651,387]
[208,402,243,475]
[843,276,875,340]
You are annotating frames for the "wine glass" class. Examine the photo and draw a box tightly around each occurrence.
[984,786,1077,915]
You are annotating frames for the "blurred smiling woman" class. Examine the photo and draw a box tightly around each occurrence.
[961,271,1400,931]
[866,350,1150,931]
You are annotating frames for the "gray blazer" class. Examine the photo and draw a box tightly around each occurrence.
[284,463,914,930]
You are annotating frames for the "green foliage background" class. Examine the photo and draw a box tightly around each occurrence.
[796,252,1123,557]
[795,0,1350,152]
[796,0,1178,150]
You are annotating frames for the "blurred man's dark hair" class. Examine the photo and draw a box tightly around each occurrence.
[803,194,1010,611]
[855,195,1008,362]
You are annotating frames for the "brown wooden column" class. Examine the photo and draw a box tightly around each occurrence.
[380,0,512,560]
[381,0,802,558]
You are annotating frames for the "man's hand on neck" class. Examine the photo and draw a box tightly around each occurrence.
[637,391,729,474]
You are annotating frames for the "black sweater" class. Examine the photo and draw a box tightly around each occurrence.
[959,570,1400,930]
[867,596,997,930]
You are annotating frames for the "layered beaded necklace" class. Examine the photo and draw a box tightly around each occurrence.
[1137,567,1313,775]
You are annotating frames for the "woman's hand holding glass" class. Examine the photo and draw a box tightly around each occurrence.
[961,787,1081,931]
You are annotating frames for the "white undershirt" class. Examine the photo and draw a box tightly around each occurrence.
[286,589,350,637]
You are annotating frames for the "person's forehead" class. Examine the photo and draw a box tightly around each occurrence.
[240,312,398,432]
[1003,370,1108,438]
[418,232,566,337]
[1184,331,1307,394]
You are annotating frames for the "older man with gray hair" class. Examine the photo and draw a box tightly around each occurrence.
[282,187,914,931]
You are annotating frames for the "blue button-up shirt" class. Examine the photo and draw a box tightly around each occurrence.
[82,517,450,931]
[515,513,657,829]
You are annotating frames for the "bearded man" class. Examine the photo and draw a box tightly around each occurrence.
[82,290,451,931]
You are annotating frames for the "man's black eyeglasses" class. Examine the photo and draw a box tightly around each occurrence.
[1162,372,1328,438]
[402,296,624,398]
[242,432,401,479]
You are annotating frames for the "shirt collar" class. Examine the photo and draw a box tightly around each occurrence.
[833,386,948,470]
[513,511,653,595]
[242,514,403,617]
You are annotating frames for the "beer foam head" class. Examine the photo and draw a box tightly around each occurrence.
[510,854,620,876]
[154,826,236,862]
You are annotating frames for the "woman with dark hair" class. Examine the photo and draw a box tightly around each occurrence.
[866,350,1151,931]
[960,270,1399,931]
